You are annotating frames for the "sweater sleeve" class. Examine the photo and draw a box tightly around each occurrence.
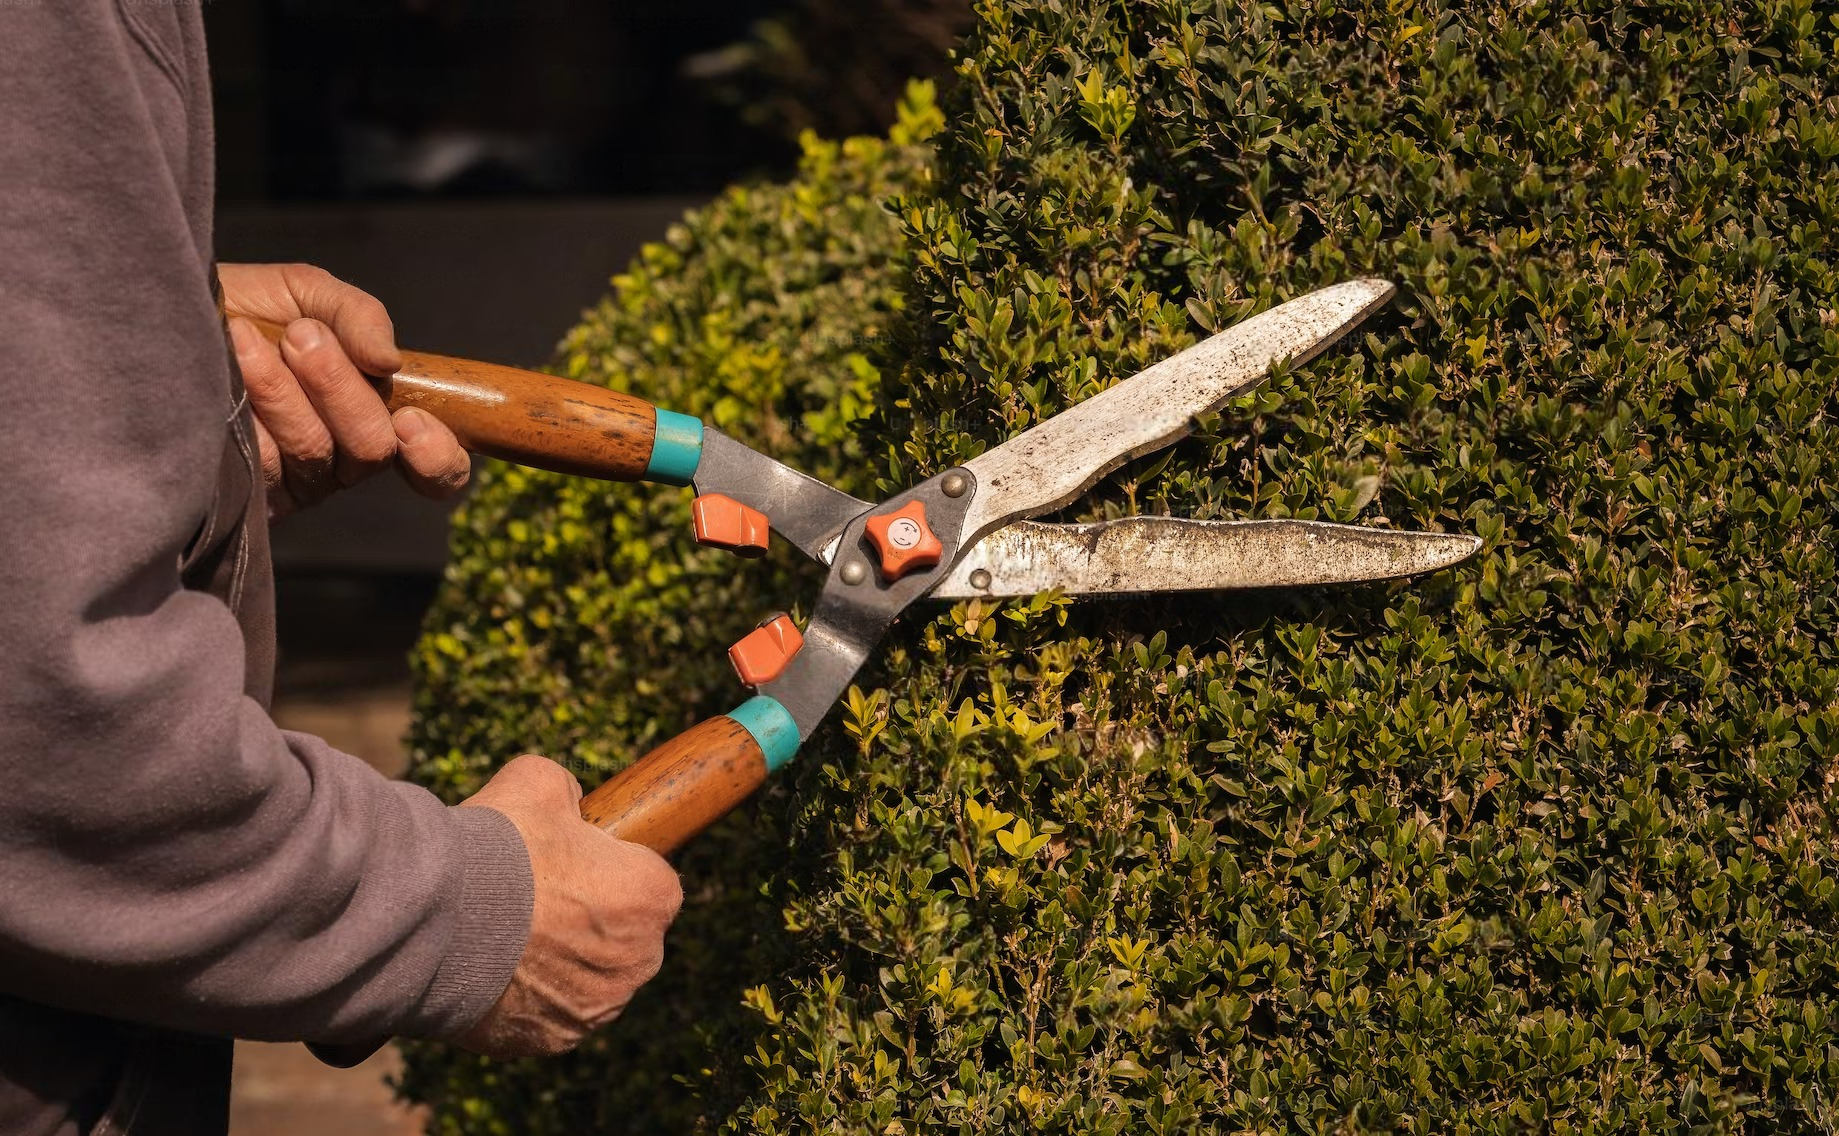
[0,0,532,1044]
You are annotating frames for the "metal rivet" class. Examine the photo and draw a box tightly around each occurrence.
[840,561,868,586]
[941,471,968,498]
[969,568,992,590]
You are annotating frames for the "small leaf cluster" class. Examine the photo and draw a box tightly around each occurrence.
[404,1,1839,1132]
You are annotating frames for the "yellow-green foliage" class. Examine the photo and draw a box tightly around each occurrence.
[404,2,1839,1131]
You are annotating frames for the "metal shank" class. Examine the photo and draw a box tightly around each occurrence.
[692,429,870,562]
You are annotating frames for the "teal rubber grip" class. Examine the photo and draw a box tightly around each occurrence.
[645,409,703,486]
[727,695,800,773]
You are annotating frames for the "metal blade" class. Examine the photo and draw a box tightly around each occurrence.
[930,517,1481,599]
[955,279,1397,544]
[691,429,871,562]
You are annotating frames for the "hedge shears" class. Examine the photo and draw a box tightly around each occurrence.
[265,278,1475,858]
[292,278,1479,1066]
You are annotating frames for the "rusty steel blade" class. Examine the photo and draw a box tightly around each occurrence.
[955,279,1397,545]
[930,517,1481,599]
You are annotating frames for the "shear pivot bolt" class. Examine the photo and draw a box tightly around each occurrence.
[864,500,944,582]
[729,613,803,687]
[969,568,992,590]
[941,471,969,498]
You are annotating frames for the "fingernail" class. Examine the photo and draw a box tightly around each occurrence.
[285,320,324,352]
[395,408,428,442]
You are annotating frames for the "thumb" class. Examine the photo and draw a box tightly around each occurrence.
[392,407,473,500]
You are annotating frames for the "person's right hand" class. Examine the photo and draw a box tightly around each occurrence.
[220,263,472,517]
[456,754,684,1058]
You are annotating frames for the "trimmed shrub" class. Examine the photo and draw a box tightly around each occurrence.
[402,1,1839,1132]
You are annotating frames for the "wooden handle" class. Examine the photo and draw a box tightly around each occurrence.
[385,351,659,480]
[238,318,660,481]
[308,715,771,1069]
[579,714,771,854]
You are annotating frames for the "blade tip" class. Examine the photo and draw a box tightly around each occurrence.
[1437,533,1485,569]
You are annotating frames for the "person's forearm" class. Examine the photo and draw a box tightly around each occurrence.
[0,706,532,1044]
[0,0,531,1045]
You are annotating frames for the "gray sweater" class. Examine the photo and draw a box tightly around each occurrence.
[0,4,534,1133]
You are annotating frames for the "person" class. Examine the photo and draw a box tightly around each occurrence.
[0,5,684,1134]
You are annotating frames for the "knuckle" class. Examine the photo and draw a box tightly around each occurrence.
[579,1007,625,1041]
[241,363,289,400]
[631,855,685,919]
[502,752,552,777]
[351,421,397,457]
[285,262,334,289]
[634,951,665,987]
[337,430,398,482]
[540,760,580,793]
[292,436,337,472]
[352,288,390,323]
[278,435,337,487]
[235,346,288,392]
[294,348,374,405]
[509,753,577,796]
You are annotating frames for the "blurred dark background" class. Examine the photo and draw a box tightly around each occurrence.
[209,0,967,202]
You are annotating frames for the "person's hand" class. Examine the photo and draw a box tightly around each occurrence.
[456,754,684,1058]
[218,262,471,517]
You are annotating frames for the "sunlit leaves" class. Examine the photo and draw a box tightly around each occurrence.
[408,2,1839,1131]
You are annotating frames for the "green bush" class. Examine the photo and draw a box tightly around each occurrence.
[402,1,1839,1131]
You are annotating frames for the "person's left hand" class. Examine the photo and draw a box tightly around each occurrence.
[219,262,472,517]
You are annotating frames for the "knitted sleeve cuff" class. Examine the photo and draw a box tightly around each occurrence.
[397,804,534,1041]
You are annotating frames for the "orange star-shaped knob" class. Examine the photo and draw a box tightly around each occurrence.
[863,500,943,582]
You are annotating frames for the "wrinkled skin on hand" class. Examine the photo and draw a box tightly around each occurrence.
[218,262,472,517]
[457,754,685,1059]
